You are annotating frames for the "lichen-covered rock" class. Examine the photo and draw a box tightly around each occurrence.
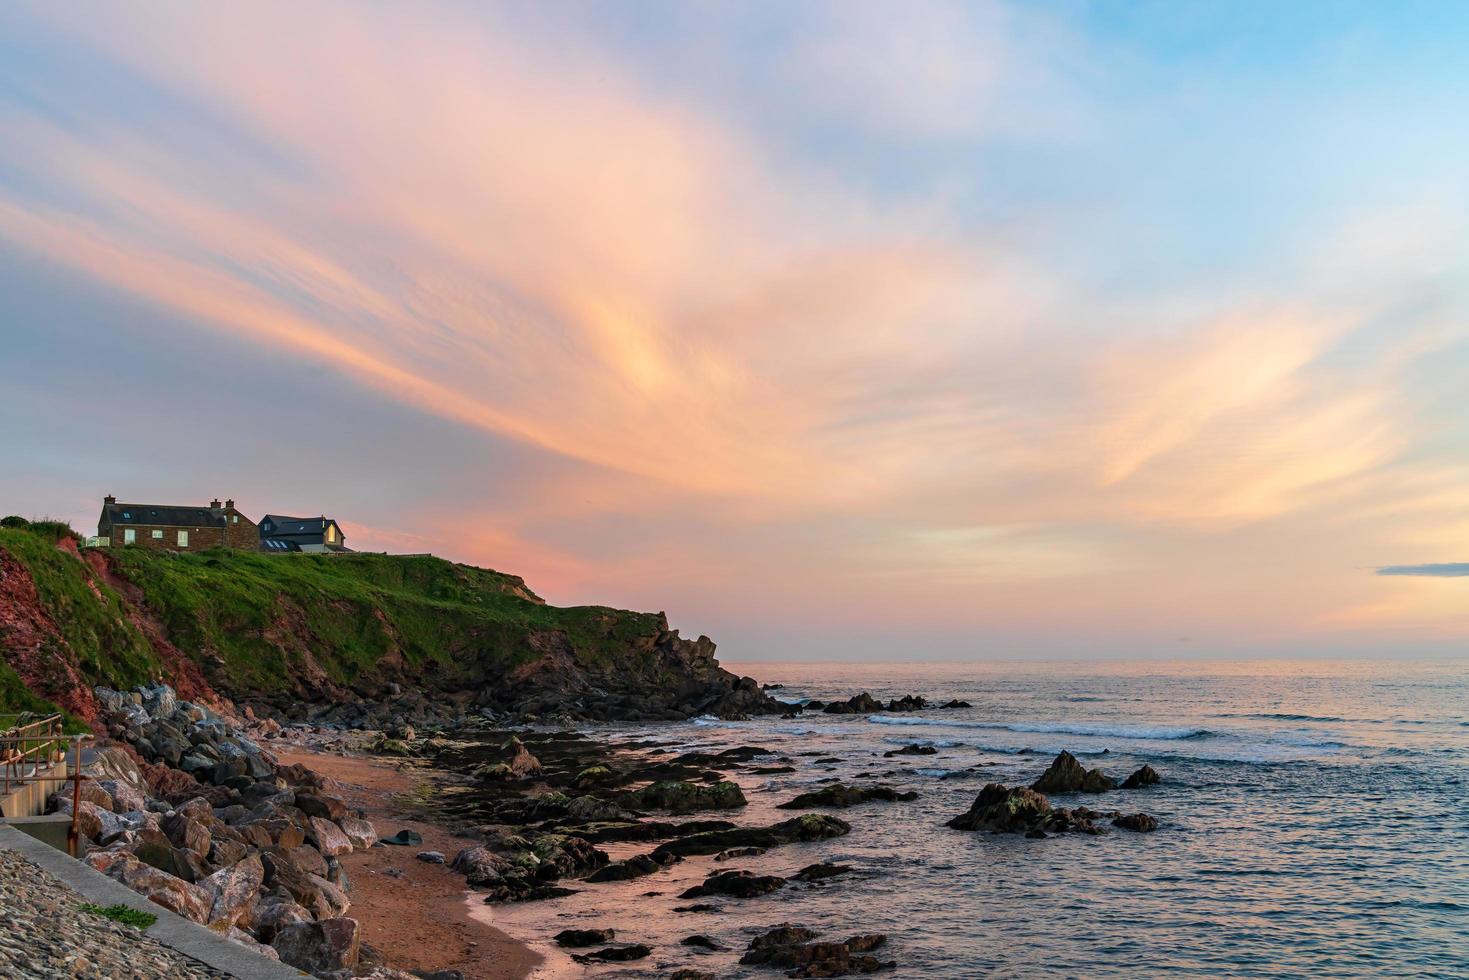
[946,783,1053,833]
[337,816,378,849]
[622,779,747,814]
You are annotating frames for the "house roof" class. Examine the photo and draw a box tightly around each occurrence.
[101,502,226,528]
[259,514,341,536]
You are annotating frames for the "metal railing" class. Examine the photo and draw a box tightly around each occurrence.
[1,714,90,855]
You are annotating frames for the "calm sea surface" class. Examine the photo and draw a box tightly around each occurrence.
[483,659,1469,978]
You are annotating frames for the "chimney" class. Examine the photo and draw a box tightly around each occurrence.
[104,494,116,505]
[210,498,222,509]
[225,499,234,510]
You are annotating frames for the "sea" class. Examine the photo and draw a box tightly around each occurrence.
[478,659,1469,978]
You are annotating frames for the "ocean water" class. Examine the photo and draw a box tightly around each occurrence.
[482,659,1469,978]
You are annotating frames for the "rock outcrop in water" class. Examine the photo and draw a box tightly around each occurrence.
[1122,764,1162,789]
[945,782,1156,838]
[1031,750,1117,794]
[776,783,917,809]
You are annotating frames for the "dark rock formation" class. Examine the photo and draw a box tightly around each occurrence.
[651,814,851,861]
[679,869,787,899]
[619,779,747,814]
[741,926,895,976]
[1122,764,1162,789]
[794,862,855,882]
[1031,751,1116,794]
[777,784,917,809]
[883,744,937,757]
[1113,813,1159,832]
[822,693,883,715]
[554,928,615,947]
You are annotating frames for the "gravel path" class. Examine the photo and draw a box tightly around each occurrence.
[0,847,230,979]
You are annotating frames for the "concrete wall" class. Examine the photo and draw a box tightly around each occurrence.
[0,758,66,819]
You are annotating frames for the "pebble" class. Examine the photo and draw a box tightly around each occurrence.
[0,848,227,979]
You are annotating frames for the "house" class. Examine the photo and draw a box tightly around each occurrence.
[257,514,348,553]
[97,496,258,551]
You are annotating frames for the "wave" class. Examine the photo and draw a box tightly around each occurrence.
[1218,712,1348,723]
[879,736,964,748]
[865,714,1211,741]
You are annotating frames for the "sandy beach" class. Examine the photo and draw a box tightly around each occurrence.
[273,746,541,980]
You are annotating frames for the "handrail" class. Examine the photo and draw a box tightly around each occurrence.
[0,715,90,856]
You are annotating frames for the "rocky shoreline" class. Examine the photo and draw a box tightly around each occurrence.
[46,684,1162,979]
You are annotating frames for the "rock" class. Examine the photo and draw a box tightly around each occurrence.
[572,944,651,963]
[671,971,717,980]
[416,851,447,864]
[93,855,211,923]
[272,917,361,974]
[1113,813,1159,832]
[622,780,747,814]
[1031,751,1115,794]
[681,934,722,949]
[200,854,264,929]
[574,765,615,787]
[794,862,855,882]
[822,693,883,715]
[652,813,851,860]
[564,795,634,823]
[884,695,926,712]
[530,833,609,878]
[777,784,916,809]
[938,699,972,709]
[680,869,786,899]
[882,745,937,757]
[227,927,281,960]
[554,928,615,947]
[450,846,509,886]
[714,846,767,862]
[1121,765,1162,789]
[309,816,354,856]
[741,927,893,976]
[251,896,312,942]
[134,839,207,883]
[379,828,422,846]
[294,792,349,821]
[946,783,1112,835]
[338,816,378,849]
[584,853,664,883]
[503,736,543,778]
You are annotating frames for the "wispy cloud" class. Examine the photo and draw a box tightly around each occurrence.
[1376,563,1469,577]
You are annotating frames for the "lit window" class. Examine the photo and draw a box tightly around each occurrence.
[123,528,136,545]
[326,526,335,542]
[178,530,189,547]
[232,515,239,524]
[152,530,163,539]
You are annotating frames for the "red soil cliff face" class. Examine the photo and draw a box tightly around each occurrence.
[78,548,218,708]
[0,548,101,724]
[0,541,223,729]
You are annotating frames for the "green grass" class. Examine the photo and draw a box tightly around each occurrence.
[0,524,161,714]
[79,902,157,929]
[0,519,674,706]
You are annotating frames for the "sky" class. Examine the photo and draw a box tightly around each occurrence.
[2,1,1467,661]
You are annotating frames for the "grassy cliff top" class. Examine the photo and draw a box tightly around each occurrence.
[0,519,671,712]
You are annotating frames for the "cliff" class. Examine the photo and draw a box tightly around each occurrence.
[0,518,779,726]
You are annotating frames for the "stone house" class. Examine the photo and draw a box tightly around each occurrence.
[257,514,348,553]
[97,496,258,551]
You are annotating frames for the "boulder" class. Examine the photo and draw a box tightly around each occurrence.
[946,783,1111,836]
[95,855,211,923]
[416,851,447,864]
[251,896,312,942]
[226,927,280,961]
[294,793,349,821]
[309,816,353,857]
[882,745,937,757]
[794,862,855,882]
[504,736,543,778]
[201,855,265,929]
[338,816,377,849]
[652,813,851,860]
[272,917,361,974]
[572,944,651,963]
[1121,765,1162,789]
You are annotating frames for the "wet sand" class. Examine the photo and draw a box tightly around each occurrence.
[273,746,541,980]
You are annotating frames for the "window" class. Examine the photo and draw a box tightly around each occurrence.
[123,528,136,545]
[232,515,239,524]
[152,530,163,539]
[177,530,189,547]
[326,525,335,542]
